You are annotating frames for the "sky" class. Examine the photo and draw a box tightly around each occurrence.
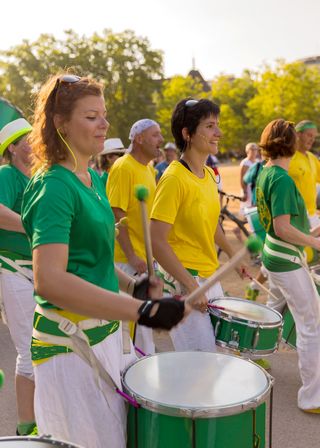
[1,0,320,80]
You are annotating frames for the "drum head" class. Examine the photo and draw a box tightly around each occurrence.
[123,352,271,418]
[209,297,282,324]
[0,437,82,447]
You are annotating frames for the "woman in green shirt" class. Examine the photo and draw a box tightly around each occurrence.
[256,118,320,413]
[0,118,37,436]
[21,73,186,448]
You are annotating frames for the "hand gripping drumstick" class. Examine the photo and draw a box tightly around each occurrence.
[185,236,263,307]
[135,185,155,276]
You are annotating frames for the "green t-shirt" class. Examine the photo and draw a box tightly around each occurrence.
[0,164,31,259]
[22,165,119,308]
[256,165,309,272]
[100,171,108,188]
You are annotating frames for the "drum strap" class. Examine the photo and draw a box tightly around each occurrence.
[0,255,33,282]
[264,235,307,268]
[33,305,119,393]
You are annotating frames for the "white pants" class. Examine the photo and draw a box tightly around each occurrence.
[0,268,35,378]
[116,262,155,355]
[264,265,320,409]
[35,328,137,448]
[169,279,224,352]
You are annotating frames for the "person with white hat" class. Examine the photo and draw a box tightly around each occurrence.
[0,118,37,435]
[107,118,164,353]
[155,142,178,182]
[98,137,125,186]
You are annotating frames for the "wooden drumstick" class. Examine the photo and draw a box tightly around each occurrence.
[185,236,263,307]
[246,273,281,302]
[208,303,262,319]
[135,185,155,276]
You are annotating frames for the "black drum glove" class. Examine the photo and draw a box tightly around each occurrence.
[132,273,149,301]
[137,298,185,330]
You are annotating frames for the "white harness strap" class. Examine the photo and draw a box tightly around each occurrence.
[0,256,33,282]
[34,305,118,393]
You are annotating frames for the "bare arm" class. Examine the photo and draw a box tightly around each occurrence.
[112,207,147,274]
[274,215,320,251]
[214,223,235,258]
[0,204,25,233]
[240,165,249,191]
[33,244,142,321]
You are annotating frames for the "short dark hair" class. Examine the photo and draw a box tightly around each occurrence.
[259,119,296,160]
[171,98,220,152]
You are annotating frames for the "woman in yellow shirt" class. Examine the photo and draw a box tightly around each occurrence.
[151,98,239,351]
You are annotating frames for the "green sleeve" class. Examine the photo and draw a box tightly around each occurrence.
[0,168,17,208]
[23,177,76,249]
[270,175,299,218]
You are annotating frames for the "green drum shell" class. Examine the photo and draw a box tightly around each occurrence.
[127,402,266,448]
[123,352,273,448]
[244,207,266,243]
[209,298,283,356]
[282,306,296,349]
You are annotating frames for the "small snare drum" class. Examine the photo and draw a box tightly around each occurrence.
[208,297,283,356]
[123,351,273,448]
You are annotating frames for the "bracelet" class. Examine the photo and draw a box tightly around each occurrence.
[127,278,136,296]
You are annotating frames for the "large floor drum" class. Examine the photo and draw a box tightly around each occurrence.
[123,352,273,448]
[209,298,283,356]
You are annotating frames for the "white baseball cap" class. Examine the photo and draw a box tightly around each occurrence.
[100,138,126,155]
[0,118,32,155]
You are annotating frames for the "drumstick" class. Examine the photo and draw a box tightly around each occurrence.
[246,273,281,302]
[135,185,155,276]
[185,236,263,306]
[208,303,262,319]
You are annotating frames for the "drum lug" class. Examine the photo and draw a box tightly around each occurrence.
[252,328,260,349]
[229,330,240,349]
[215,320,221,336]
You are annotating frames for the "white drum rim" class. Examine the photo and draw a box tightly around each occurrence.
[122,351,273,418]
[208,297,283,327]
[0,436,82,447]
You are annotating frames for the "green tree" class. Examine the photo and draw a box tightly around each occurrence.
[211,71,257,154]
[0,29,164,143]
[154,75,209,142]
[246,60,320,136]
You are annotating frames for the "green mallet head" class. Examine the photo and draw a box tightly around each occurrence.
[0,370,4,389]
[135,184,149,202]
[245,235,263,255]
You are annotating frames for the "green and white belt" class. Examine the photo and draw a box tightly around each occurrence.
[33,304,126,407]
[0,254,33,281]
[263,234,307,268]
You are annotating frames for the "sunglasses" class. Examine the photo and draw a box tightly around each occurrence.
[182,99,199,125]
[51,75,81,102]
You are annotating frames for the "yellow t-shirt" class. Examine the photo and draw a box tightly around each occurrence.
[289,151,320,216]
[107,154,156,262]
[151,161,220,278]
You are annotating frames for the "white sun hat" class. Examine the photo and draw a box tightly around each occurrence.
[101,138,126,155]
[0,118,32,155]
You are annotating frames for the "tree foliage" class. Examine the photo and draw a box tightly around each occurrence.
[154,75,207,142]
[0,29,164,144]
[1,33,320,155]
